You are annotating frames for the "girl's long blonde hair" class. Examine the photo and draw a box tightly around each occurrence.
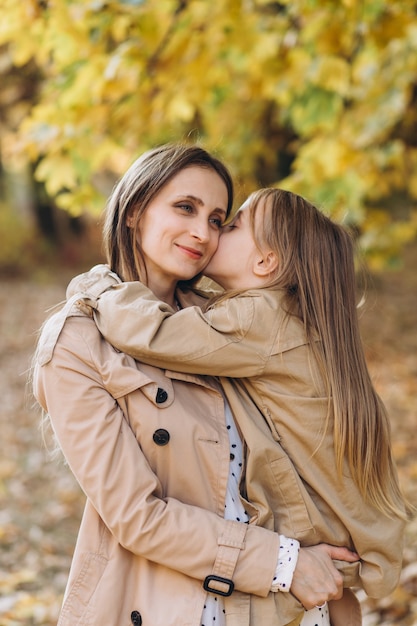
[245,188,408,519]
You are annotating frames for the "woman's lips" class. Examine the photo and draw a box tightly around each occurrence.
[176,244,203,260]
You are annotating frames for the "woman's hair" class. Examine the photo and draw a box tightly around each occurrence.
[246,187,407,518]
[102,143,234,287]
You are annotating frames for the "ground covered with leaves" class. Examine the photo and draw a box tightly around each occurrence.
[0,248,416,626]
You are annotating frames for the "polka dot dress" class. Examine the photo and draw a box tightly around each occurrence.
[200,401,249,626]
[200,400,330,626]
[300,603,330,626]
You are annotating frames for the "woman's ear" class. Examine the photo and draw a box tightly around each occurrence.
[254,251,278,277]
[126,214,135,228]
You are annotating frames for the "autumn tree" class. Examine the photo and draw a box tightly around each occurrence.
[0,0,417,267]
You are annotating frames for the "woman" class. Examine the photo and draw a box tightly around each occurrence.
[33,145,357,626]
[68,187,409,624]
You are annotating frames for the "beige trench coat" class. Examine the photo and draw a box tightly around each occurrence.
[33,304,309,626]
[69,268,405,618]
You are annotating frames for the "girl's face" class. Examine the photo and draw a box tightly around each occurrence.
[135,166,228,297]
[204,201,262,290]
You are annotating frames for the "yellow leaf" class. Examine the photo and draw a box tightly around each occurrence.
[167,95,195,123]
[310,56,351,96]
[35,155,77,195]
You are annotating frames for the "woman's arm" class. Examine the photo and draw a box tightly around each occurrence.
[34,314,357,607]
[33,315,279,597]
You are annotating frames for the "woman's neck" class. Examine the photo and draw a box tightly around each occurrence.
[146,278,177,310]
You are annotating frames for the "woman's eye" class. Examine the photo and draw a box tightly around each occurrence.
[209,217,223,229]
[178,204,193,213]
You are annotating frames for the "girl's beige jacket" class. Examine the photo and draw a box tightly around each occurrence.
[73,268,406,606]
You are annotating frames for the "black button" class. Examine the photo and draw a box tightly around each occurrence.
[153,428,170,446]
[131,610,142,625]
[155,387,168,403]
[230,453,235,460]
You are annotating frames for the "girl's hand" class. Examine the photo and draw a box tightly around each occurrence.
[290,544,359,610]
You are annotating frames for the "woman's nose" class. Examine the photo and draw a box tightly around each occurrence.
[190,219,210,242]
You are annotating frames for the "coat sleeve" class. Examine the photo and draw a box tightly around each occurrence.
[33,315,280,597]
[94,281,270,377]
[76,279,406,599]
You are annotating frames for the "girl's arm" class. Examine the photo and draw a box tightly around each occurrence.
[66,263,272,376]
[93,280,271,376]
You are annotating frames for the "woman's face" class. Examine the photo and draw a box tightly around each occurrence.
[136,166,228,295]
[204,201,261,290]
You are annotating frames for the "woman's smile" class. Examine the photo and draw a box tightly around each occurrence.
[175,243,204,260]
[136,166,228,302]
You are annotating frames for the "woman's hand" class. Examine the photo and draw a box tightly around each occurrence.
[290,544,359,610]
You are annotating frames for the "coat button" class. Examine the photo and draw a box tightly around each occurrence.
[131,610,142,625]
[153,428,170,446]
[155,387,168,403]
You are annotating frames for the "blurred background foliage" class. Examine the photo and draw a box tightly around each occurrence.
[0,0,417,275]
[1,4,417,624]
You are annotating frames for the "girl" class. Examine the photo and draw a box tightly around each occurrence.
[70,187,409,624]
[33,149,356,626]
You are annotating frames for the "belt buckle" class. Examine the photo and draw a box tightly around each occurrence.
[203,574,235,597]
